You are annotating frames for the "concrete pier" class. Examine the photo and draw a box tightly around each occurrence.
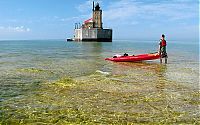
[74,28,112,42]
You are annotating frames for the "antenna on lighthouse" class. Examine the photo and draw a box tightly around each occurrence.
[93,1,95,11]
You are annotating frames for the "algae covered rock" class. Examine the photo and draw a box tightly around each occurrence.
[51,77,76,88]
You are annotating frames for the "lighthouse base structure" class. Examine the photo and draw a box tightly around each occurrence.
[74,28,112,42]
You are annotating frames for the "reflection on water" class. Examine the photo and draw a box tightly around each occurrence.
[0,40,199,124]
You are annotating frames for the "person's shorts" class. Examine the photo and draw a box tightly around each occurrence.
[161,46,167,58]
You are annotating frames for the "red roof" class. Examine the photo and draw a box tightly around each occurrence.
[84,18,93,24]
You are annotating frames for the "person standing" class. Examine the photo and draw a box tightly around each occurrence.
[159,34,168,64]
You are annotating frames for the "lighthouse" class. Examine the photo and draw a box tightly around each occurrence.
[93,2,102,29]
[72,1,112,42]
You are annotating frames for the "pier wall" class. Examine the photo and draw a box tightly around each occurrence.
[97,29,112,41]
[82,29,97,39]
[74,28,112,42]
[74,29,82,41]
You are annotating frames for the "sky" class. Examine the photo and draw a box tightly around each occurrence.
[0,0,199,41]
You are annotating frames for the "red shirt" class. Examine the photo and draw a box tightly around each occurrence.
[160,39,166,47]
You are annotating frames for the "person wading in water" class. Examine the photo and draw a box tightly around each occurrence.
[159,34,168,64]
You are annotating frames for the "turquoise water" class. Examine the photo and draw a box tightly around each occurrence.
[0,40,199,124]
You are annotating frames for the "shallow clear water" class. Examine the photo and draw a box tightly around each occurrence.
[0,40,199,124]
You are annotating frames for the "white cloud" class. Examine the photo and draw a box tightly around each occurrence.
[0,26,31,33]
[0,26,4,30]
[131,21,138,25]
[76,0,94,13]
[139,1,197,21]
[76,0,102,13]
[103,0,198,22]
[75,0,197,26]
[58,14,91,25]
[60,16,81,22]
[103,0,138,21]
[26,28,30,32]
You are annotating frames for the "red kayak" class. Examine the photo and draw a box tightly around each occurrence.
[105,53,160,62]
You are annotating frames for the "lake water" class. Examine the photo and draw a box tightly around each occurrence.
[0,40,199,124]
